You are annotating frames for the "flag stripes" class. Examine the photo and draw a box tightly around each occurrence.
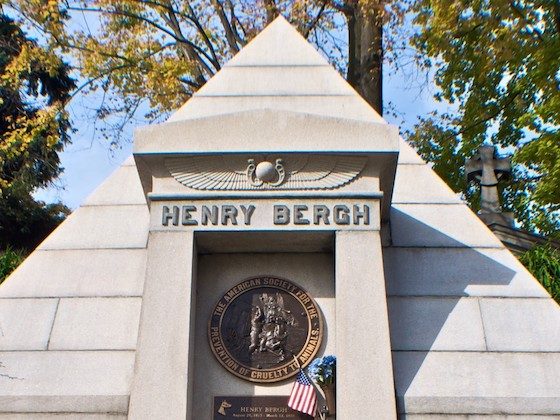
[288,370,317,417]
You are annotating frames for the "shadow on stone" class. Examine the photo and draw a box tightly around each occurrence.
[385,207,517,417]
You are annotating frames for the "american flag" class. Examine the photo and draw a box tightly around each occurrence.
[288,370,317,417]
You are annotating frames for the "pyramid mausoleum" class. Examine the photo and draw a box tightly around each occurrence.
[1,17,559,420]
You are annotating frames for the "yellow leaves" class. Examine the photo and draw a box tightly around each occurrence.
[13,0,66,39]
[142,56,192,110]
[0,39,65,94]
[1,43,32,86]
[40,0,62,21]
[0,107,63,191]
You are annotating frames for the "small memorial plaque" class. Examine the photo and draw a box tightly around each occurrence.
[213,396,313,419]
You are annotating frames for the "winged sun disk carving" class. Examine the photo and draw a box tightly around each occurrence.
[165,155,367,191]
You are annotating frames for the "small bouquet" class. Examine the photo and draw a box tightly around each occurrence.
[306,355,336,417]
[306,355,336,386]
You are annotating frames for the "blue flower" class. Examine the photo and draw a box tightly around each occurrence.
[323,355,336,366]
[306,355,336,385]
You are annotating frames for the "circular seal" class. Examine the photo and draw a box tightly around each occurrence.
[208,276,323,383]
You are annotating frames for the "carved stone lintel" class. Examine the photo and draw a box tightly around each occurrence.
[166,155,367,191]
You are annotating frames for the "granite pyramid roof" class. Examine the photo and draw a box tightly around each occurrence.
[0,16,559,418]
[133,16,396,158]
[167,16,384,123]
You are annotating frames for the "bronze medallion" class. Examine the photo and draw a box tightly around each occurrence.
[208,276,323,383]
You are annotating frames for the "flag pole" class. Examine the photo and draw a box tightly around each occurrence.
[293,356,326,420]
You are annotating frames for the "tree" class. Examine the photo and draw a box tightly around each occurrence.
[519,244,560,304]
[0,12,74,253]
[2,0,411,133]
[407,0,560,237]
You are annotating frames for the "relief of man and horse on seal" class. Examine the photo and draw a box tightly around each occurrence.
[248,293,296,361]
[222,290,307,367]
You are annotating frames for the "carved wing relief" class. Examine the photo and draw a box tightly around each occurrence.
[165,155,367,190]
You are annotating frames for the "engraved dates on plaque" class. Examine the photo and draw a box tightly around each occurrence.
[208,277,323,383]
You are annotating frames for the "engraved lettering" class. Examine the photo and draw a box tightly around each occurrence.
[334,205,350,225]
[221,205,238,225]
[353,204,370,225]
[201,205,219,225]
[273,205,290,225]
[181,205,197,225]
[294,205,310,225]
[162,205,179,226]
[240,205,256,225]
[313,205,330,225]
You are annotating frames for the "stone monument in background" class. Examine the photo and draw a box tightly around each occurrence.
[467,144,560,254]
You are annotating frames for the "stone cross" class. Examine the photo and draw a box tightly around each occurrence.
[466,145,512,224]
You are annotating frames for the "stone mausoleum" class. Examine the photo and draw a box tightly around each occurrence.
[0,16,559,420]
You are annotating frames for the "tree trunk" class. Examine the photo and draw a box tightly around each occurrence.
[346,3,383,116]
[264,0,279,23]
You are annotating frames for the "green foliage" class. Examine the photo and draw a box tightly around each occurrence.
[0,246,25,284]
[0,13,75,194]
[520,244,560,304]
[408,0,560,237]
[0,184,70,252]
[0,13,73,254]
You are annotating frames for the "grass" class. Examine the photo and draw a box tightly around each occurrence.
[0,247,26,285]
[520,244,560,304]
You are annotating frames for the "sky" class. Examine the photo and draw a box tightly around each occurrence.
[33,19,442,211]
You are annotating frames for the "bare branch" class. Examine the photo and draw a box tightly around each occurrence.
[225,0,248,44]
[304,0,329,38]
[67,5,216,72]
[210,0,241,53]
[182,1,222,69]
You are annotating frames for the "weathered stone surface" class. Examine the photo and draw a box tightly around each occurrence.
[167,95,381,123]
[391,204,505,248]
[0,249,146,297]
[83,164,146,206]
[397,138,426,164]
[336,231,396,419]
[196,66,358,97]
[0,299,57,350]
[3,15,560,420]
[128,232,196,420]
[394,351,560,414]
[0,351,134,413]
[479,298,560,351]
[466,145,512,223]
[168,16,383,124]
[388,297,486,351]
[223,16,330,67]
[384,247,548,298]
[393,164,462,204]
[38,205,149,250]
[49,298,142,350]
[135,110,398,155]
